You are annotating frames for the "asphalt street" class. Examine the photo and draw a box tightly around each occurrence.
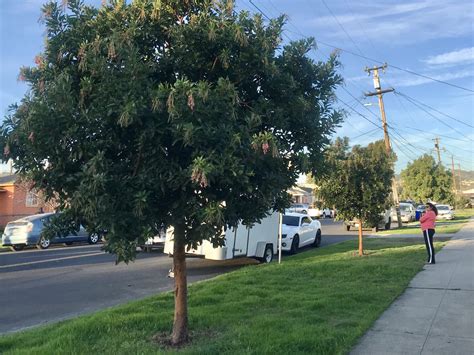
[0,218,357,334]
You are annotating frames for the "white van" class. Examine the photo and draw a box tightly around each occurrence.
[164,211,279,263]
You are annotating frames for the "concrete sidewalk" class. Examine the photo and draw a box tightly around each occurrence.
[352,220,474,355]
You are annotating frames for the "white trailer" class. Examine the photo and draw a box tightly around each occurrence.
[163,211,279,263]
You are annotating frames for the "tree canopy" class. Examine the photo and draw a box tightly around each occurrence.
[316,139,394,254]
[400,154,454,204]
[0,0,343,344]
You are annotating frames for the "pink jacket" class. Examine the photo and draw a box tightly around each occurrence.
[420,210,436,231]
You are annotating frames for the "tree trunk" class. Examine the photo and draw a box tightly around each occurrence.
[358,219,364,256]
[171,223,188,345]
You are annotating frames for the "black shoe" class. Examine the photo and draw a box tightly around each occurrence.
[430,261,436,264]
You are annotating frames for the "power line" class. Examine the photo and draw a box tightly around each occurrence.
[248,1,474,93]
[443,149,473,166]
[351,127,380,140]
[395,92,473,141]
[396,91,474,129]
[338,97,382,129]
[401,126,471,143]
[318,0,365,57]
[390,135,416,162]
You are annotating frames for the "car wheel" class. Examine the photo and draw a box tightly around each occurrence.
[346,225,351,232]
[313,229,322,247]
[301,210,307,214]
[372,226,379,233]
[10,245,25,252]
[385,218,391,230]
[37,237,51,249]
[88,233,100,244]
[259,244,273,263]
[290,235,299,254]
[322,213,326,218]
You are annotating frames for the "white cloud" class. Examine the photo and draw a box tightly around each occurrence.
[304,0,474,45]
[423,47,474,67]
[391,68,474,88]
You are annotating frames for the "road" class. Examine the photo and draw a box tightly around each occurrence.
[0,219,356,334]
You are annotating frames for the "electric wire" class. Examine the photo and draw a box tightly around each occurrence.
[401,126,471,143]
[318,0,365,57]
[396,91,474,129]
[395,92,473,141]
[248,1,474,93]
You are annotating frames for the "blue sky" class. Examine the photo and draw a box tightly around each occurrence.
[1,0,473,173]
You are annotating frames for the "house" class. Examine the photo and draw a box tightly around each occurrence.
[288,183,319,205]
[0,174,53,228]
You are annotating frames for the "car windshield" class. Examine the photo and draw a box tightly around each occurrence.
[437,206,449,211]
[400,205,412,211]
[283,216,300,226]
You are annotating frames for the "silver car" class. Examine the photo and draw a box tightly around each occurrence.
[1,213,100,251]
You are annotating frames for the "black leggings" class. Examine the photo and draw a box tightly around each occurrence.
[423,229,435,264]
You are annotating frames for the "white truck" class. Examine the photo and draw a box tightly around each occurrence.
[164,211,279,263]
[344,209,392,232]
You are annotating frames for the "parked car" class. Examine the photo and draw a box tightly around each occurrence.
[344,209,391,232]
[286,203,309,214]
[281,213,322,254]
[321,208,334,218]
[307,206,334,219]
[436,204,454,220]
[307,205,322,219]
[1,213,101,251]
[391,202,416,223]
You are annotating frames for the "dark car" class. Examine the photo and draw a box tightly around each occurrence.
[1,213,101,251]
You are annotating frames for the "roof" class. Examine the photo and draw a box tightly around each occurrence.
[298,186,314,194]
[0,174,18,186]
[288,186,311,196]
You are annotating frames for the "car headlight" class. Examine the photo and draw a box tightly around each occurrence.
[27,222,34,232]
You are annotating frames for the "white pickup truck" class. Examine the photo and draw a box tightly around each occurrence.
[344,209,391,232]
[308,206,334,219]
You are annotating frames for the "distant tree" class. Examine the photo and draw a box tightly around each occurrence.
[0,0,343,345]
[317,139,394,256]
[400,154,454,204]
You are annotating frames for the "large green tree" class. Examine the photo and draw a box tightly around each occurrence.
[400,154,454,204]
[1,0,343,344]
[317,139,394,256]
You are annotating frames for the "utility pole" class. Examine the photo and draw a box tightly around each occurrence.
[364,64,402,228]
[457,163,463,193]
[451,155,457,195]
[433,137,442,164]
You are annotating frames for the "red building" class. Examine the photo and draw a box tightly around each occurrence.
[0,174,53,228]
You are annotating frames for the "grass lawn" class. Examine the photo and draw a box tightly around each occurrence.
[0,238,447,354]
[378,208,474,235]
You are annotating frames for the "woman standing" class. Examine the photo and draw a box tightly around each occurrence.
[420,202,438,264]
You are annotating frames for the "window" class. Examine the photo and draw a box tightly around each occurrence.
[301,217,312,225]
[26,190,39,207]
[282,216,299,226]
